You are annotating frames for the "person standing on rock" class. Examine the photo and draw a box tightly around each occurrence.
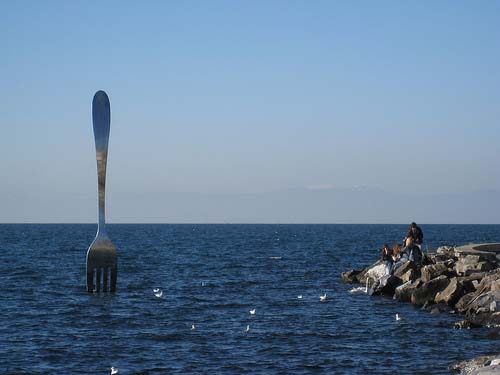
[405,222,423,249]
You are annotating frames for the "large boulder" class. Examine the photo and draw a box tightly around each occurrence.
[456,270,500,317]
[456,292,476,313]
[465,290,500,327]
[455,255,496,276]
[370,274,403,296]
[421,263,450,282]
[362,261,389,284]
[461,273,489,292]
[394,279,422,302]
[435,277,465,306]
[393,261,417,279]
[411,275,450,306]
[400,268,417,283]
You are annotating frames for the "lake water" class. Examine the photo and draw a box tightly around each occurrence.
[1,224,499,374]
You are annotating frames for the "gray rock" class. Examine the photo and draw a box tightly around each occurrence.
[370,274,402,296]
[455,256,497,276]
[421,263,449,282]
[456,292,476,313]
[411,275,450,306]
[400,268,416,283]
[435,277,465,306]
[437,245,454,255]
[394,261,416,278]
[465,290,500,327]
[451,354,500,374]
[394,279,422,302]
[341,269,362,283]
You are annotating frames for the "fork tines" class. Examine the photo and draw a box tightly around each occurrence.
[87,266,117,293]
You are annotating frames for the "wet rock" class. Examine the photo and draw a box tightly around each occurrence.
[435,277,465,306]
[421,263,450,282]
[454,320,472,329]
[411,275,450,306]
[341,269,362,283]
[451,354,500,374]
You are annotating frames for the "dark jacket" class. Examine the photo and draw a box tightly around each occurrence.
[406,225,423,245]
[381,247,393,262]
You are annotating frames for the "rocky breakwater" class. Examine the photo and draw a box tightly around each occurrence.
[342,243,500,373]
[341,243,500,328]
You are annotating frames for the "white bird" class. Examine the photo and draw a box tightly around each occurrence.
[201,282,205,287]
[396,313,402,321]
[154,290,163,298]
[297,295,303,299]
[110,367,119,375]
[249,309,256,315]
[245,325,250,332]
[191,324,196,330]
[320,293,327,302]
[153,288,160,293]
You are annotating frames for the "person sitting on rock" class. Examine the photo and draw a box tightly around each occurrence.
[381,243,394,275]
[392,243,403,262]
[405,222,423,249]
[403,237,423,264]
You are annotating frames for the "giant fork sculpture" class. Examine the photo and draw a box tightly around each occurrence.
[86,90,118,292]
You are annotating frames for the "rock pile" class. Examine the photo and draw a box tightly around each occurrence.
[341,243,500,328]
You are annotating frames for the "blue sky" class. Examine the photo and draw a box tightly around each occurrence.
[1,1,499,223]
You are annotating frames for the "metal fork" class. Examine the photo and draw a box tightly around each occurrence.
[86,90,118,293]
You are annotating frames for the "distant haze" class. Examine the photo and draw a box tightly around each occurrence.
[1,2,499,223]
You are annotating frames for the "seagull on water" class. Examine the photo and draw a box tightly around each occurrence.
[249,309,256,315]
[320,293,327,302]
[191,324,196,330]
[245,325,250,332]
[297,295,303,299]
[396,314,402,321]
[153,288,160,293]
[110,367,119,375]
[154,290,163,298]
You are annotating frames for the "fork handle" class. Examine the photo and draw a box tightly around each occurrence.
[92,91,111,234]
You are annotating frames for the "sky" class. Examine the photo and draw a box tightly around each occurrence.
[1,1,500,223]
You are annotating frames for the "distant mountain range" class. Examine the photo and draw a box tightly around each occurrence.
[107,187,500,224]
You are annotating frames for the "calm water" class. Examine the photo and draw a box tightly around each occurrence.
[1,224,499,375]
